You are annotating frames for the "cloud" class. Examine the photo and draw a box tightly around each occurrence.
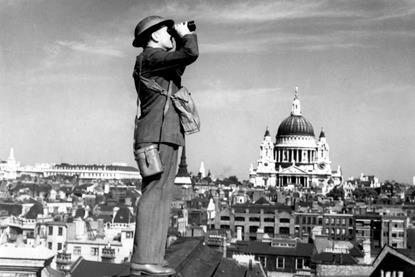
[369,84,415,95]
[143,0,415,24]
[0,0,44,9]
[56,40,125,57]
[196,86,282,109]
[200,31,374,53]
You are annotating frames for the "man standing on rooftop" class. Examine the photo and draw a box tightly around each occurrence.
[130,15,199,276]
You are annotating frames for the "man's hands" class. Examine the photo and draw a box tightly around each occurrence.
[173,22,192,37]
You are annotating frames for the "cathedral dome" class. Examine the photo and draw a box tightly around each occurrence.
[276,88,315,138]
[277,115,315,137]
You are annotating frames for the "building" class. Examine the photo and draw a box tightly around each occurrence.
[380,215,407,249]
[0,148,19,180]
[228,238,315,277]
[0,149,141,180]
[214,197,294,241]
[249,89,342,195]
[0,239,57,277]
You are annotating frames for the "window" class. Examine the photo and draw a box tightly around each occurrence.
[249,217,260,222]
[257,256,267,267]
[276,257,285,269]
[264,227,274,234]
[235,217,245,221]
[58,227,63,236]
[220,216,230,221]
[73,246,81,255]
[48,226,53,236]
[91,247,99,256]
[296,258,304,269]
[48,242,52,249]
[57,243,62,251]
[249,226,259,233]
[280,218,290,223]
[264,218,274,222]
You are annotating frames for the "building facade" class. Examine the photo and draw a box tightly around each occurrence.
[249,89,342,195]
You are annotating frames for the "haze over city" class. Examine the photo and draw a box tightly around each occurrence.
[0,0,414,183]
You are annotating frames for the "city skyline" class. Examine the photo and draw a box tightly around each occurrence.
[1,0,414,183]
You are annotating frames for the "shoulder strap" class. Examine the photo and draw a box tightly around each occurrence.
[137,54,173,147]
[135,55,144,118]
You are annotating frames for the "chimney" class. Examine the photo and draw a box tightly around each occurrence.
[97,218,105,238]
[112,207,119,223]
[237,226,243,241]
[223,236,227,258]
[363,239,371,264]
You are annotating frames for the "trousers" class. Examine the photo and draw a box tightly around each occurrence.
[131,143,179,265]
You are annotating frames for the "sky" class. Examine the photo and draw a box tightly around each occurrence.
[0,0,414,183]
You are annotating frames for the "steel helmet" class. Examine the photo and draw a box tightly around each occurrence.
[132,15,174,48]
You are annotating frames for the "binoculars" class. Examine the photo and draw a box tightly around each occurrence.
[186,21,196,32]
[169,20,196,34]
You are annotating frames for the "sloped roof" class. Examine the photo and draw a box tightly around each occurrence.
[113,207,134,224]
[231,240,314,257]
[312,252,357,265]
[68,238,266,277]
[24,202,43,219]
[0,202,22,216]
[254,197,271,205]
[370,244,415,276]
[71,258,128,277]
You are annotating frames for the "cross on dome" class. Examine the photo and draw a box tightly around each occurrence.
[291,87,302,116]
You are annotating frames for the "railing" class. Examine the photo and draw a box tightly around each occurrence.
[294,268,313,277]
[101,247,115,259]
[56,252,72,263]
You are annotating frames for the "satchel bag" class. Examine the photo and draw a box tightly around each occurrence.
[135,144,163,177]
[171,86,200,135]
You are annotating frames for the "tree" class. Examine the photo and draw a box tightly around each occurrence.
[327,186,344,200]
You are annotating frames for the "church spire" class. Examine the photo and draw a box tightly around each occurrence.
[177,146,190,177]
[291,87,302,116]
[319,127,326,138]
[264,126,270,137]
[8,147,15,161]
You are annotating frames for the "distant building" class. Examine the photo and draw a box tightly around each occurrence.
[0,148,19,180]
[214,197,294,241]
[0,148,141,180]
[42,163,141,180]
[228,238,314,276]
[249,89,342,195]
[0,239,57,277]
[174,146,192,186]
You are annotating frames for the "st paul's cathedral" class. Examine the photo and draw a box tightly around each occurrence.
[249,89,342,195]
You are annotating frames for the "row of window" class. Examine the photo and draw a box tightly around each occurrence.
[324,217,353,226]
[223,216,290,223]
[48,242,63,251]
[295,216,354,226]
[48,226,64,236]
[257,256,309,270]
[73,246,99,256]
